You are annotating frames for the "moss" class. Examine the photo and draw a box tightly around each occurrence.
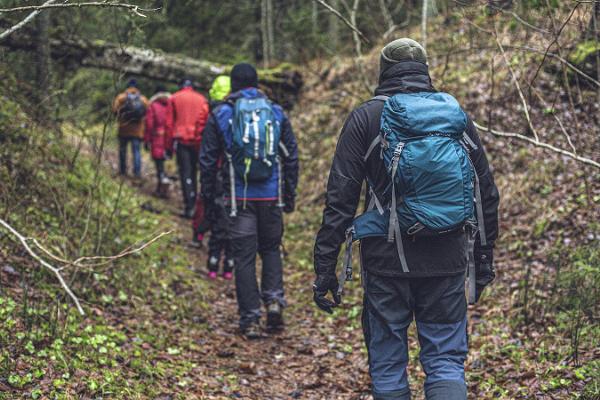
[569,40,600,65]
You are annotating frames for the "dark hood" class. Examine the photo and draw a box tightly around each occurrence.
[375,61,435,97]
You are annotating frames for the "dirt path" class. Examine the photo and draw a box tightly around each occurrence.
[98,141,373,399]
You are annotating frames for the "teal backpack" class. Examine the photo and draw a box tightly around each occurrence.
[337,92,487,297]
[229,97,281,182]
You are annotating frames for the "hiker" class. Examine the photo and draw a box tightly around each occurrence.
[191,75,231,246]
[112,79,149,178]
[166,78,209,218]
[193,75,235,280]
[313,38,500,400]
[199,63,299,337]
[144,85,171,197]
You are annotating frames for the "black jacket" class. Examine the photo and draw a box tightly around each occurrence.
[314,61,500,278]
[199,90,299,205]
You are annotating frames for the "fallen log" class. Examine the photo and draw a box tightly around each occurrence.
[1,29,303,107]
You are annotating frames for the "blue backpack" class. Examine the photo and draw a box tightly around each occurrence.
[224,96,284,215]
[337,92,487,294]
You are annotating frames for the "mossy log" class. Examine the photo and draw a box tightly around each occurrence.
[2,30,303,107]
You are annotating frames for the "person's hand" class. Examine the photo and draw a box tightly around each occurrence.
[283,195,295,213]
[474,246,495,302]
[144,142,150,151]
[166,149,173,159]
[313,274,341,314]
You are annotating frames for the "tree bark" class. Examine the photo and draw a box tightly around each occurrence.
[328,0,340,51]
[1,29,303,107]
[35,9,51,119]
[421,0,428,51]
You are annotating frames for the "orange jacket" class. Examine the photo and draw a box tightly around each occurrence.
[166,87,209,147]
[112,88,149,139]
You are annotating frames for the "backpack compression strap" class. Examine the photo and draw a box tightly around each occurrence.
[460,131,487,247]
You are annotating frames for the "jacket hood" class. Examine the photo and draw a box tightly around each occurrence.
[149,92,170,104]
[375,61,435,97]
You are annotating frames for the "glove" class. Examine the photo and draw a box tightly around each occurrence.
[283,195,295,214]
[474,246,495,302]
[144,142,150,151]
[313,274,341,314]
[165,149,173,159]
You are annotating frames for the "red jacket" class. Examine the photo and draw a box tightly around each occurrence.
[144,92,171,160]
[166,87,209,148]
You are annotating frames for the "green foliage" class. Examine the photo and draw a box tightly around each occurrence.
[569,41,600,65]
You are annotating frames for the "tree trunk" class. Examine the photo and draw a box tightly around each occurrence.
[261,0,275,67]
[421,0,428,50]
[1,28,303,107]
[266,0,275,64]
[35,10,51,119]
[312,1,318,36]
[328,0,340,52]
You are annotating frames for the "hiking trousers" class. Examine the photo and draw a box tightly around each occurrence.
[118,137,141,177]
[362,271,468,400]
[228,201,285,329]
[154,158,166,185]
[207,198,233,273]
[175,143,199,213]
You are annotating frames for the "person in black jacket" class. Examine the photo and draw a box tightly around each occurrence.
[313,39,500,400]
[200,63,299,338]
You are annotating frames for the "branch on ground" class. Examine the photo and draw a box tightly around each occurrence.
[0,217,172,315]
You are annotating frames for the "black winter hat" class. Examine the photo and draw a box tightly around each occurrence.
[230,63,258,92]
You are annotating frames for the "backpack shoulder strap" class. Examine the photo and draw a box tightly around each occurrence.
[363,95,390,161]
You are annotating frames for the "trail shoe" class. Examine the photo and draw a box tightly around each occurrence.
[191,233,204,248]
[222,271,233,280]
[241,320,261,340]
[266,302,284,331]
[207,271,217,280]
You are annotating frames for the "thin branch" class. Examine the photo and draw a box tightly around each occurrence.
[494,26,540,142]
[312,0,369,43]
[474,122,600,169]
[529,3,579,87]
[0,2,156,18]
[0,0,59,42]
[67,230,173,268]
[0,217,84,315]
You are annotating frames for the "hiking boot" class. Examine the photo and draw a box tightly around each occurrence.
[241,320,261,340]
[191,233,204,248]
[266,302,284,331]
[207,271,217,280]
[222,271,233,280]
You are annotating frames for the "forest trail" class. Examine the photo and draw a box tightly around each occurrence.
[95,139,372,399]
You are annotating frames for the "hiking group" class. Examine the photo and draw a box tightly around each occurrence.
[113,38,499,400]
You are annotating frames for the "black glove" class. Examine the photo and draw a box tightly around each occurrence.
[144,142,150,152]
[474,246,495,302]
[313,274,341,314]
[283,195,295,214]
[165,149,173,159]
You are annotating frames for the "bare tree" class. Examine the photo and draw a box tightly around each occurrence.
[261,0,275,67]
[421,0,429,50]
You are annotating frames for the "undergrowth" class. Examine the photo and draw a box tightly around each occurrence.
[0,82,208,399]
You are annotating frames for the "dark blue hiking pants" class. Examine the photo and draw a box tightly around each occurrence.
[118,137,141,177]
[362,271,468,400]
[228,201,285,329]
